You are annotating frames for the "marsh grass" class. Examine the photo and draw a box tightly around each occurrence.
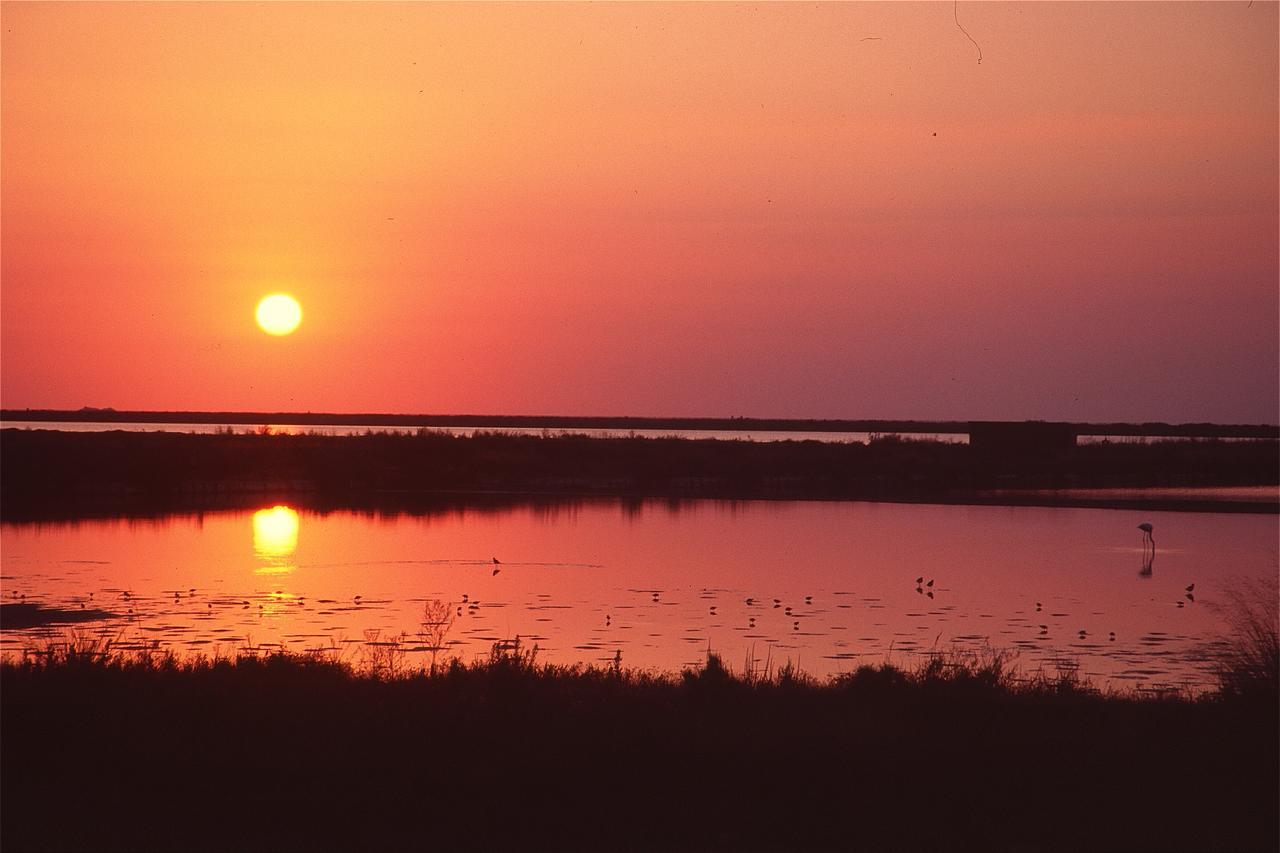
[1213,576,1280,702]
[0,634,1192,700]
[4,634,1277,853]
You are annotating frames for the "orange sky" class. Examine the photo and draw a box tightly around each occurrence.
[2,2,1276,421]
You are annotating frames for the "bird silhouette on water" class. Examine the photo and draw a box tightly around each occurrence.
[1137,522,1155,551]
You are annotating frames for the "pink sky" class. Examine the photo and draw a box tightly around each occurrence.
[2,2,1276,422]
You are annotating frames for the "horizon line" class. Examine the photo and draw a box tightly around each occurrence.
[1,408,1277,435]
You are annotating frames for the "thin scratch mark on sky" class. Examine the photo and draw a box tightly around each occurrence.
[954,0,983,65]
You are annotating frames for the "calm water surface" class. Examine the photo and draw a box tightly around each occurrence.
[3,500,1274,691]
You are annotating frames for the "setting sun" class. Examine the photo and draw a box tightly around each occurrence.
[255,294,302,336]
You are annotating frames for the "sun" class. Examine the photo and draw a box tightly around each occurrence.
[255,293,303,336]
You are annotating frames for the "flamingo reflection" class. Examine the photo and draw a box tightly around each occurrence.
[1139,548,1154,578]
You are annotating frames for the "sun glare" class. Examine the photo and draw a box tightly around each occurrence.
[255,294,303,336]
[253,505,299,574]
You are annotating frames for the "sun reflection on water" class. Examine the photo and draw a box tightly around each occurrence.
[252,506,298,574]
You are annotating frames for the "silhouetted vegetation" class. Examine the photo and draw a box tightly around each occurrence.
[2,428,1275,520]
[1214,577,1280,703]
[6,408,1278,439]
[3,636,1275,852]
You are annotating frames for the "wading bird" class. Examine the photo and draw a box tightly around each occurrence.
[1137,522,1155,550]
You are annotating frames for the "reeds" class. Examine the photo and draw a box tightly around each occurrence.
[19,625,1276,714]
[0,635,1172,700]
[1214,576,1279,702]
[5,636,1277,853]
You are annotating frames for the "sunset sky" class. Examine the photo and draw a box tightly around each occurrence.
[2,1,1276,422]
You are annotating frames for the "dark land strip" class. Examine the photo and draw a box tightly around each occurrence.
[2,428,1275,520]
[4,408,1279,438]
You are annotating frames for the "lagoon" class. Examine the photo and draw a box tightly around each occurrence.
[2,498,1274,691]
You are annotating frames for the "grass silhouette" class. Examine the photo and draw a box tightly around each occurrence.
[3,631,1275,852]
[1214,576,1280,703]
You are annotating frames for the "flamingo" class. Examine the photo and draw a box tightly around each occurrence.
[1137,522,1154,551]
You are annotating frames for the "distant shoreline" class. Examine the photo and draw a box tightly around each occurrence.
[4,408,1278,438]
[3,428,1275,519]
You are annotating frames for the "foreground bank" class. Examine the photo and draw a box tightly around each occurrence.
[2,643,1276,852]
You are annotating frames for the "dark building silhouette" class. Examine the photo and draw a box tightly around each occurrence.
[968,421,1077,455]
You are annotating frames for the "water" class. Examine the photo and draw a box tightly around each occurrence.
[1,420,968,443]
[2,499,1274,691]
